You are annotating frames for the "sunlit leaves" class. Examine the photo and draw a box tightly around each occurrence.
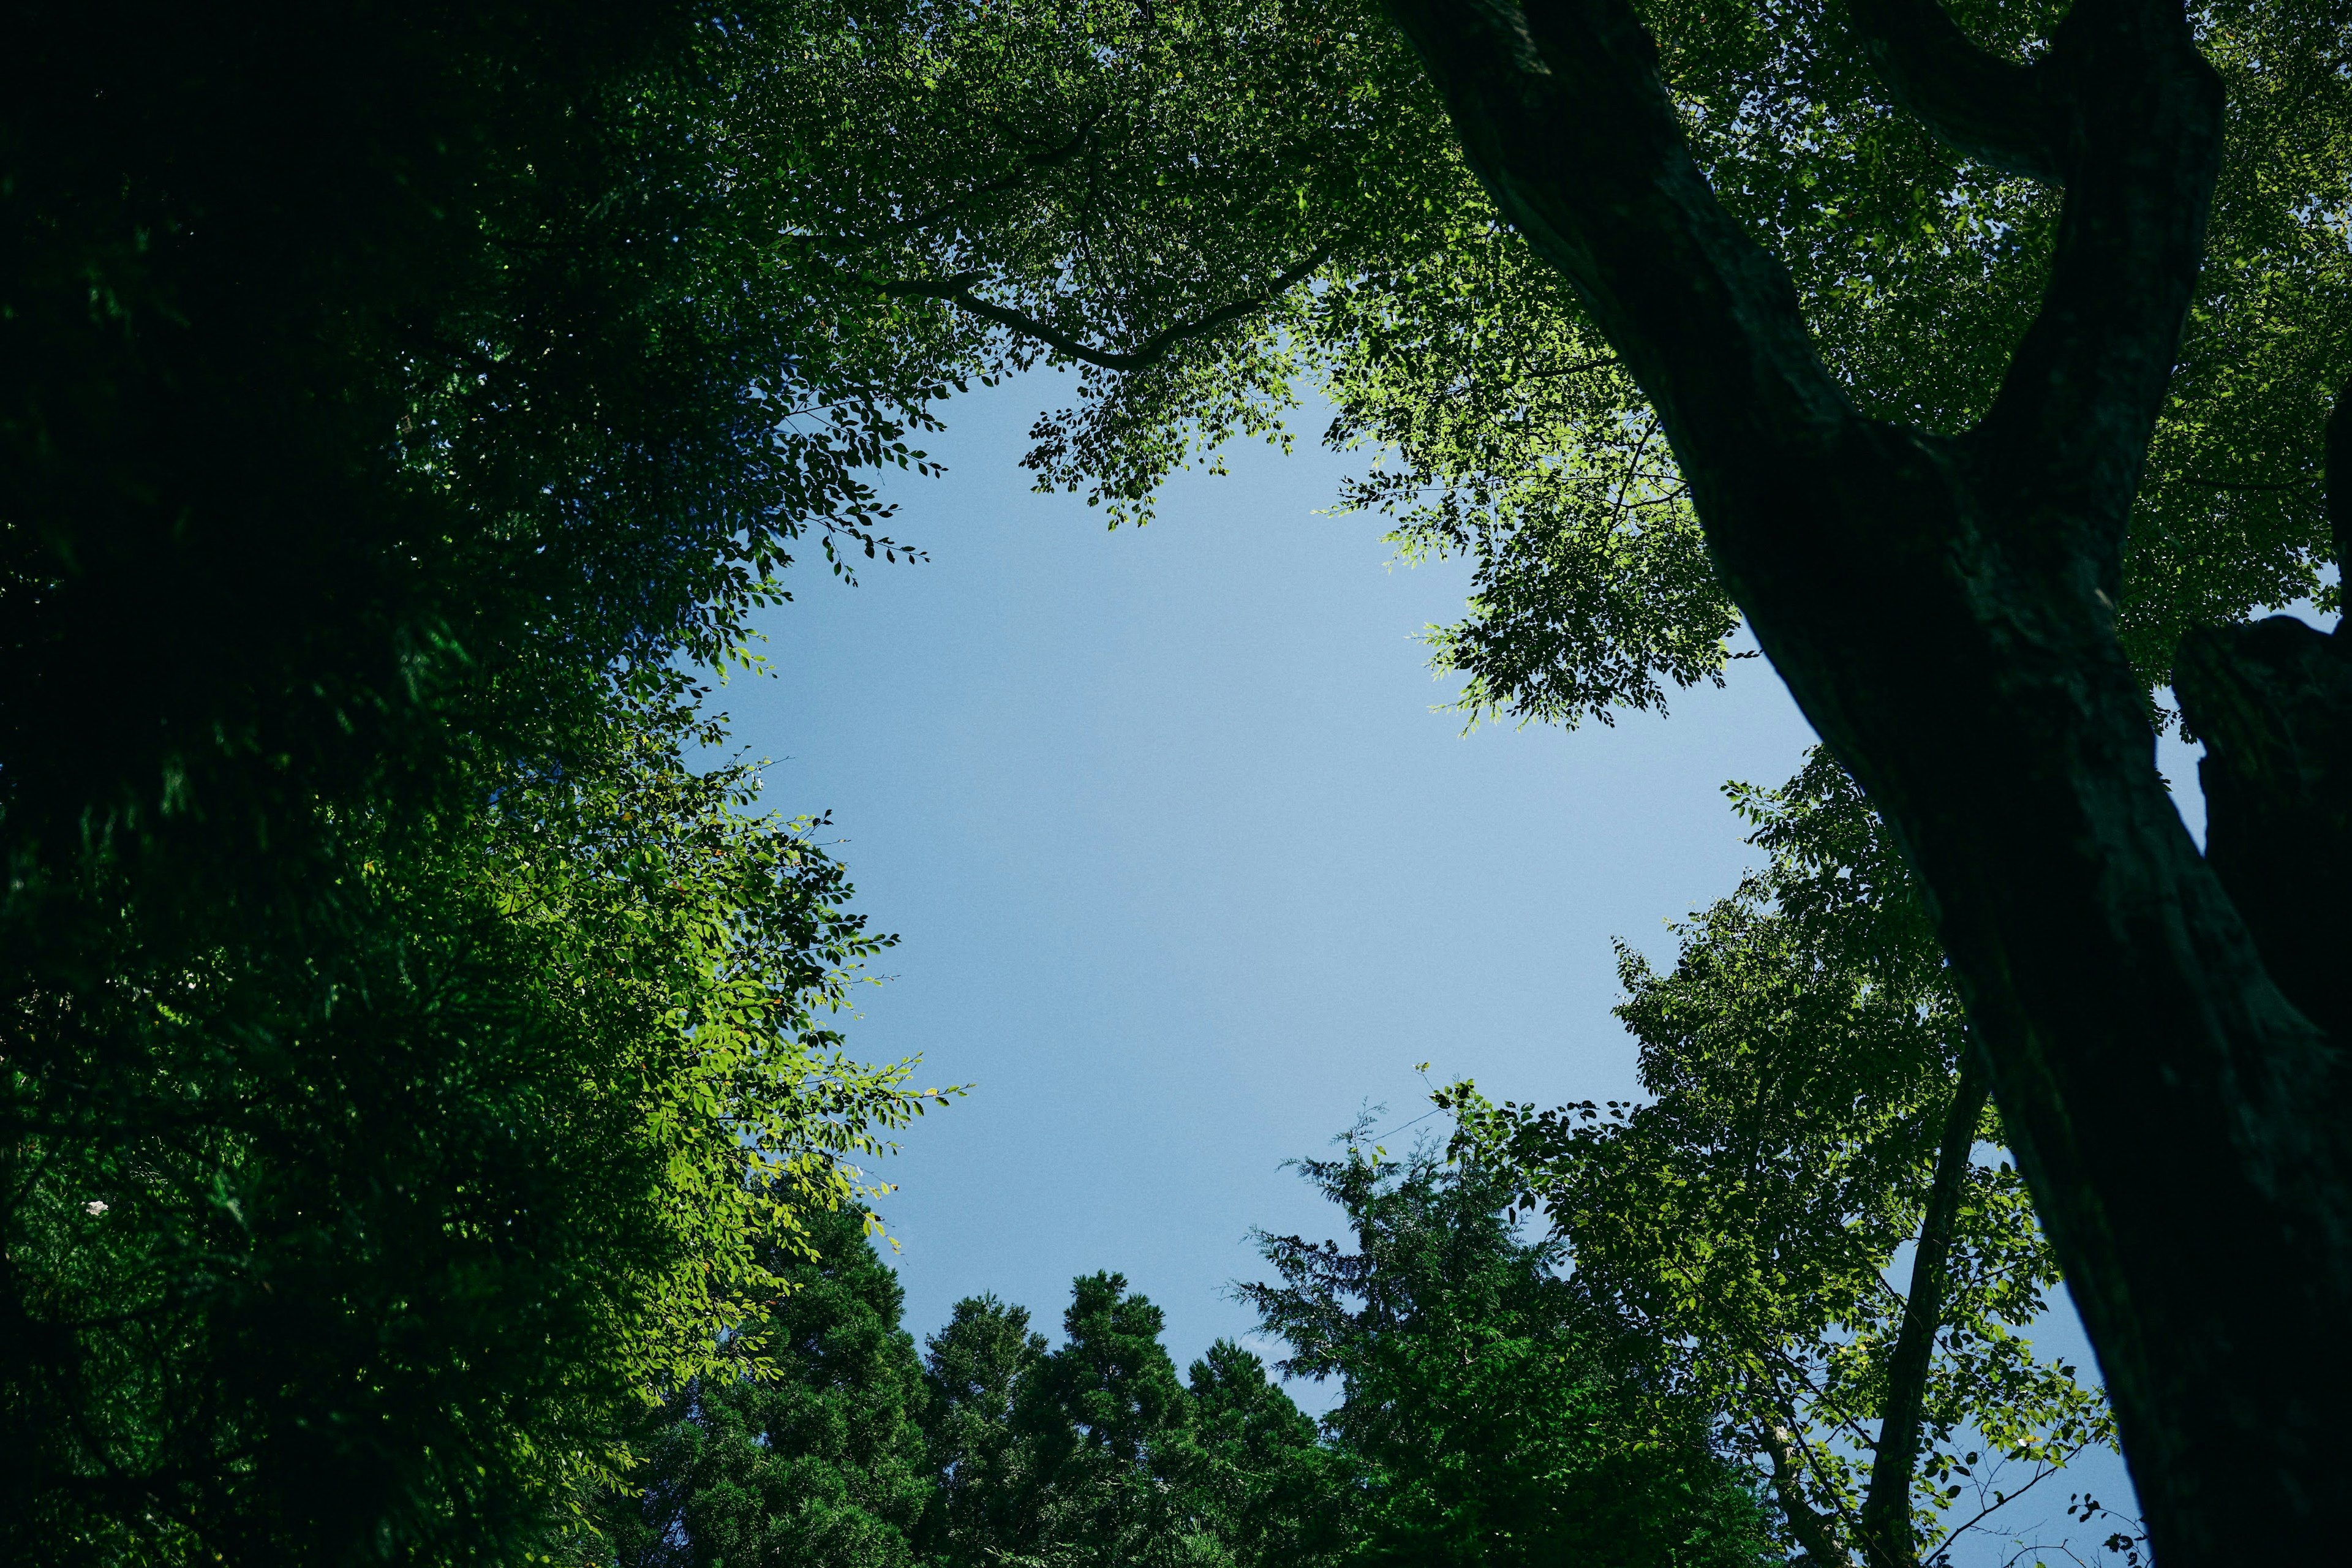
[1442,755,2115,1562]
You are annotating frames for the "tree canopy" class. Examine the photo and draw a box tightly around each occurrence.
[792,0,2345,717]
[14,0,2352,1558]
[3,3,970,1555]
[624,1127,1784,1568]
[1446,753,2116,1567]
[787,0,2352,1557]
[1244,1134,1779,1568]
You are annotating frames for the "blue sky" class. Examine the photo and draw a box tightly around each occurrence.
[733,370,2166,1560]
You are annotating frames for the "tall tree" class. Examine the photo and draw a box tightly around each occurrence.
[919,1278,1340,1568]
[1185,1340,1354,1568]
[1447,752,2116,1568]
[921,1294,1055,1568]
[2,2,973,1551]
[0,679,943,1561]
[606,1204,933,1568]
[1009,1272,1210,1568]
[1242,1135,1779,1568]
[1365,6,2351,1556]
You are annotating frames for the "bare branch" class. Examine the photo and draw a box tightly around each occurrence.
[1926,1439,2096,1559]
[1847,0,2064,183]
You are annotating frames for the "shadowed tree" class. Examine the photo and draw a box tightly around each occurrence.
[1371,5,2351,1559]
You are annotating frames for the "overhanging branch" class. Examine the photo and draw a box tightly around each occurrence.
[809,118,1102,247]
[884,248,1329,372]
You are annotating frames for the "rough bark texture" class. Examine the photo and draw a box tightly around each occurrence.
[1381,0,2352,1560]
[1858,1061,1991,1568]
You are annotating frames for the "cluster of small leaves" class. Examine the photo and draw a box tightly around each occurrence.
[1439,752,2117,1564]
[1315,225,1743,728]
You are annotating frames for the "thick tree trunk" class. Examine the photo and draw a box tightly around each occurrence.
[2173,379,2352,1041]
[1382,0,2352,1559]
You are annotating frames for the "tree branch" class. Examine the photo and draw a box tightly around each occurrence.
[1382,0,1855,489]
[1760,1419,1855,1566]
[1847,0,2064,183]
[2328,371,2351,576]
[808,118,1101,247]
[1858,1056,1992,1568]
[1386,0,2339,1557]
[2173,375,2352,1041]
[1966,0,2224,562]
[884,248,1329,372]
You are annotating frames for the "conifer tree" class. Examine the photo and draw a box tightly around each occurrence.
[609,1205,932,1568]
[920,1295,1052,1568]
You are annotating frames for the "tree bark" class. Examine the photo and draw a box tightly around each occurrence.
[1381,0,2352,1560]
[1858,1060,1991,1568]
[2172,378,2352,1040]
[1759,1418,1853,1567]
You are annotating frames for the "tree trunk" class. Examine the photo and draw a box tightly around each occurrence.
[1382,0,2352,1559]
[2173,379,2352,1042]
[1758,1418,1855,1567]
[1858,1060,1991,1568]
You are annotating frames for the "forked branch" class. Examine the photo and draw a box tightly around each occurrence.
[1847,0,2064,183]
[1384,0,1852,485]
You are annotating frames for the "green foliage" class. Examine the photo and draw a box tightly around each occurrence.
[1008,1274,1215,1567]
[920,1295,1056,1567]
[3,1,967,853]
[1,678,948,1561]
[2,3,979,1553]
[921,1275,1254,1568]
[769,0,1460,521]
[1243,1135,1779,1568]
[625,1134,1790,1568]
[604,1205,934,1568]
[1183,1341,1351,1568]
[1444,754,2114,1563]
[820,0,2350,716]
